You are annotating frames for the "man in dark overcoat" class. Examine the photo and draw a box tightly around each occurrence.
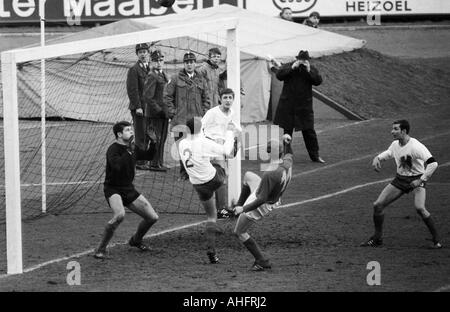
[273,50,325,163]
[144,50,170,172]
[164,52,211,180]
[126,43,151,170]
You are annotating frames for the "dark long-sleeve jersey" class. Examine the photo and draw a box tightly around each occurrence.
[255,153,293,205]
[104,142,136,187]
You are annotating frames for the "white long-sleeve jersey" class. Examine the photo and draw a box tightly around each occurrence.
[201,106,240,143]
[178,130,235,185]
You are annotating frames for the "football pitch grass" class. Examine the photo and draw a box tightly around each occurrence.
[1,109,449,291]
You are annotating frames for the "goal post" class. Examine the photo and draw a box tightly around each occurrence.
[226,27,241,208]
[1,52,23,275]
[1,17,240,275]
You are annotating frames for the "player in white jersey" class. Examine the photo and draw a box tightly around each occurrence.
[201,88,241,219]
[179,117,241,263]
[361,120,442,248]
[232,134,293,271]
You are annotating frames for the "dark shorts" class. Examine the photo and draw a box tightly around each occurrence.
[193,164,226,201]
[390,174,425,194]
[104,184,141,206]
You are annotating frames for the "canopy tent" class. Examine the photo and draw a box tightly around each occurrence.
[1,4,365,123]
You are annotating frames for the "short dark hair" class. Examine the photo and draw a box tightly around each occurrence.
[113,121,132,139]
[208,47,221,57]
[219,88,235,99]
[186,117,202,135]
[393,119,410,134]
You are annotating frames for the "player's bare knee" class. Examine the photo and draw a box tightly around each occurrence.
[143,213,158,224]
[373,201,384,215]
[108,212,125,227]
[115,213,125,224]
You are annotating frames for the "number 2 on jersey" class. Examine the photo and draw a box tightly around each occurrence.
[183,148,194,168]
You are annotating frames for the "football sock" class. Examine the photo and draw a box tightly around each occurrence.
[236,184,251,206]
[205,222,217,253]
[422,215,439,243]
[215,184,227,211]
[134,219,156,243]
[97,223,116,252]
[243,237,264,261]
[373,214,384,239]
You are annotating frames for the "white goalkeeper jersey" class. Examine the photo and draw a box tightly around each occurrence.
[201,106,240,143]
[380,137,432,176]
[178,131,235,185]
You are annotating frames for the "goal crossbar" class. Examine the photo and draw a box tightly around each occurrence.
[1,17,240,275]
[4,17,239,63]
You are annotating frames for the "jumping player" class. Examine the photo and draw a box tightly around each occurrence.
[201,88,241,219]
[94,121,159,259]
[361,119,442,248]
[178,117,241,264]
[232,134,293,271]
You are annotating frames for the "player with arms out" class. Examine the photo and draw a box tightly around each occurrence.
[232,134,293,271]
[178,117,241,264]
[201,88,241,219]
[361,119,442,249]
[94,121,159,259]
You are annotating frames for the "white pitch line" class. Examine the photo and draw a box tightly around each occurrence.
[292,154,374,178]
[3,161,449,279]
[0,220,207,279]
[316,119,372,134]
[293,130,450,178]
[1,131,449,280]
[277,178,391,209]
[245,120,370,151]
[4,124,449,189]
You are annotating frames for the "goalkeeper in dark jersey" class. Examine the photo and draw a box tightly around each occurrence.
[232,134,293,271]
[94,121,159,259]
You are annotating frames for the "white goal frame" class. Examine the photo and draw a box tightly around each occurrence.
[1,17,240,275]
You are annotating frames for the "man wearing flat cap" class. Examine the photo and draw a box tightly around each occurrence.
[274,50,325,163]
[126,43,151,170]
[143,50,170,172]
[164,51,211,180]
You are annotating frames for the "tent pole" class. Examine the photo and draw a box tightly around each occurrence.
[39,0,47,214]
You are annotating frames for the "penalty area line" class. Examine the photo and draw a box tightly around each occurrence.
[0,178,392,279]
[1,166,448,280]
[0,220,207,280]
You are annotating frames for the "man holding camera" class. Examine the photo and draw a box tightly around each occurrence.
[273,50,325,163]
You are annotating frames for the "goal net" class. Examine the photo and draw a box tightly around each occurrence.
[1,17,240,274]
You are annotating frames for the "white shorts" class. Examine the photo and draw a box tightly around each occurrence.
[244,192,279,221]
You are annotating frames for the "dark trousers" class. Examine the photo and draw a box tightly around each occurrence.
[174,132,188,177]
[147,118,169,167]
[131,110,147,162]
[284,128,320,160]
